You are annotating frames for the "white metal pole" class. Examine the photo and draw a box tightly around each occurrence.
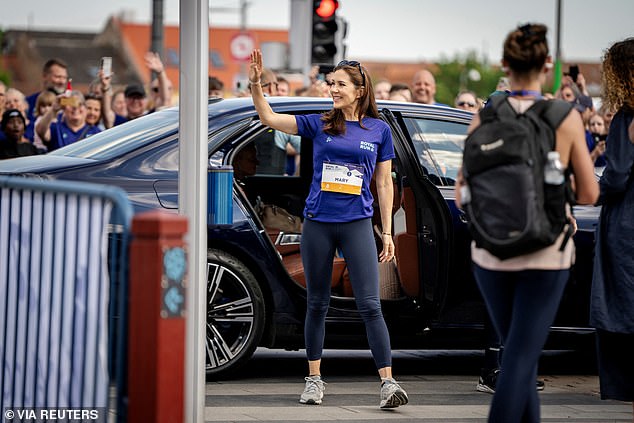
[289,0,312,76]
[179,0,208,422]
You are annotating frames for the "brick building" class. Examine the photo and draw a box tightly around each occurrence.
[0,15,602,99]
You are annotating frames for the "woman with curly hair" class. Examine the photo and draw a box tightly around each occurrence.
[590,37,634,421]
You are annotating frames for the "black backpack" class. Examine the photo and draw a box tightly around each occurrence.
[461,95,574,259]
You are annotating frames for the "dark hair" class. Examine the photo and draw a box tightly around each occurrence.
[1,109,26,133]
[43,58,68,73]
[208,76,224,91]
[84,93,102,102]
[321,63,378,136]
[389,83,411,94]
[503,23,549,75]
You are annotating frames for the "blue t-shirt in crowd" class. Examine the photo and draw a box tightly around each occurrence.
[586,129,607,167]
[295,114,395,223]
[25,91,40,122]
[113,114,129,127]
[48,120,101,151]
[114,110,151,127]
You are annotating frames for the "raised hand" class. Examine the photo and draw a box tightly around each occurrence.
[98,69,112,92]
[249,50,263,83]
[144,51,165,74]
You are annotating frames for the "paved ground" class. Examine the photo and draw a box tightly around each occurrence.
[205,349,632,422]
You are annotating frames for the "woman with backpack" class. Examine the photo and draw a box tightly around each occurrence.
[455,24,598,422]
[590,37,634,420]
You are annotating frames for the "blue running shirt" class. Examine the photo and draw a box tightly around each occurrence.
[295,114,395,222]
[48,120,101,151]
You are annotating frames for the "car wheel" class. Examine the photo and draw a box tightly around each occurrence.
[206,249,265,377]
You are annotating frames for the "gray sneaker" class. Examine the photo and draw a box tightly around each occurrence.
[380,378,409,409]
[299,376,326,405]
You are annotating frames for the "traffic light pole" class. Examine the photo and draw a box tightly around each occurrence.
[310,0,340,65]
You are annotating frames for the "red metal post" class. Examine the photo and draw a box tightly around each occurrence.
[128,210,188,422]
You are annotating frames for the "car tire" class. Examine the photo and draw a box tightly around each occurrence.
[206,249,265,378]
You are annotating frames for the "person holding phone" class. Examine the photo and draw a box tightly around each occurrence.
[589,112,608,167]
[35,90,101,151]
[564,64,590,96]
[248,49,408,409]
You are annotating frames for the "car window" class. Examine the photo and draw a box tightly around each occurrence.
[241,127,302,177]
[403,118,468,186]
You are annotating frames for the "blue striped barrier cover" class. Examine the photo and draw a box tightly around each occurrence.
[0,175,132,419]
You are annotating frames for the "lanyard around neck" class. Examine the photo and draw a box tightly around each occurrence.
[509,89,542,99]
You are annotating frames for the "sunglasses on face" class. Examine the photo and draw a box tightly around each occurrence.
[458,101,476,108]
[336,60,366,87]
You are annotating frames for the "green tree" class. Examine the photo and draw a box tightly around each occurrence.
[434,50,504,106]
[0,29,11,86]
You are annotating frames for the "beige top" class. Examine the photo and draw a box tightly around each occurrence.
[471,97,575,271]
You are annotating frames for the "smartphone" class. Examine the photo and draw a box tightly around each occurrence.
[101,57,112,77]
[568,65,579,83]
[60,96,80,107]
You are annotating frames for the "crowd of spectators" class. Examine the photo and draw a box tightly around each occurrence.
[0,54,612,167]
[0,52,188,159]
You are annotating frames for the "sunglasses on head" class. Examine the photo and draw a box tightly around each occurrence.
[458,101,476,108]
[336,60,366,87]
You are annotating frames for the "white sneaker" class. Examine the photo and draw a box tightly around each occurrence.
[299,376,326,405]
[380,378,409,409]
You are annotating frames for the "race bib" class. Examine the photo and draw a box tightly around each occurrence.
[321,162,364,195]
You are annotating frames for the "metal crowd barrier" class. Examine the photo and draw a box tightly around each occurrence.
[0,175,133,421]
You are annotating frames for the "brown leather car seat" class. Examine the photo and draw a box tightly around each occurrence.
[267,229,345,290]
[282,253,346,290]
[394,186,420,297]
[340,175,402,298]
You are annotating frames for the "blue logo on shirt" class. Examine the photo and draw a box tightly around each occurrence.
[326,136,333,143]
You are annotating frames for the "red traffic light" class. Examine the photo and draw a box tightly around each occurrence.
[315,0,338,19]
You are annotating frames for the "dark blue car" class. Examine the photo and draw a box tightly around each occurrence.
[0,97,599,378]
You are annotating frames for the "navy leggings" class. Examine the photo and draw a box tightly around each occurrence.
[301,218,392,369]
[474,264,569,423]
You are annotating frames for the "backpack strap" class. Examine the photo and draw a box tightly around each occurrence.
[532,99,577,251]
[480,93,515,123]
[529,99,573,132]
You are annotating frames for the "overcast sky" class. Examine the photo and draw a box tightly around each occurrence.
[2,0,632,63]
